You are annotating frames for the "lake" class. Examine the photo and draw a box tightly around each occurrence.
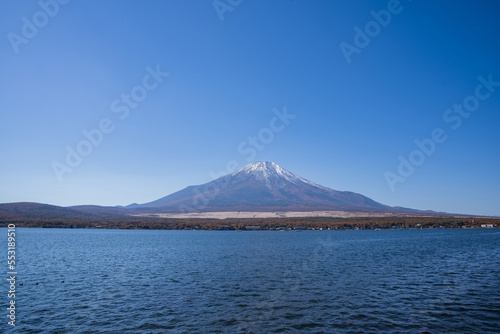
[3,228,500,333]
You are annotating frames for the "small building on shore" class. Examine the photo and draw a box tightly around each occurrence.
[481,224,496,228]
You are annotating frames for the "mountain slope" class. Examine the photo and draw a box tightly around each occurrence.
[130,161,398,213]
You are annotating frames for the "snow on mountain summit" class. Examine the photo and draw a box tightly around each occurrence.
[237,161,293,180]
[230,161,329,190]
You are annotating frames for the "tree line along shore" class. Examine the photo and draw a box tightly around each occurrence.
[1,216,499,230]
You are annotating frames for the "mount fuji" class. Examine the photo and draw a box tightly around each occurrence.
[126,161,413,214]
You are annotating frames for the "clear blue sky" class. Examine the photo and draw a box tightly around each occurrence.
[1,0,499,216]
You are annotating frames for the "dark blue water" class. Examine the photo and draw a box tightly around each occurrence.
[2,228,500,333]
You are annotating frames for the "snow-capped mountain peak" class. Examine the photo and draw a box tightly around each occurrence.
[231,161,329,190]
[132,161,392,213]
[230,161,301,185]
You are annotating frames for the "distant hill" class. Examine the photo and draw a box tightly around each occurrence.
[0,202,125,221]
[68,205,129,216]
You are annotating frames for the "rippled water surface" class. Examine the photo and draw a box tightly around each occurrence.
[3,228,500,333]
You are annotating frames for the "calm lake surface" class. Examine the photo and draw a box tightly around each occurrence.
[3,228,500,333]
